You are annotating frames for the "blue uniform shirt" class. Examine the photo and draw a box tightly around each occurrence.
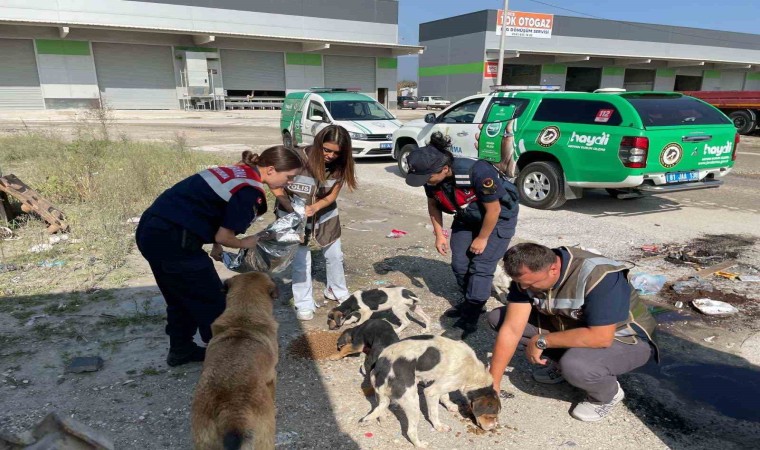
[424,159,516,235]
[145,173,265,243]
[507,248,631,326]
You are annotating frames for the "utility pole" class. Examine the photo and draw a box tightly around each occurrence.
[496,0,509,85]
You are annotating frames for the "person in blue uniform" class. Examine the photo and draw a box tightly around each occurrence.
[405,133,519,337]
[136,147,303,366]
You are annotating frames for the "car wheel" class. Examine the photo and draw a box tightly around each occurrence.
[729,110,756,135]
[397,143,418,177]
[282,131,294,148]
[516,161,566,209]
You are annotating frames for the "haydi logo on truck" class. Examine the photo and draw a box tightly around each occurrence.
[703,141,733,156]
[567,131,610,151]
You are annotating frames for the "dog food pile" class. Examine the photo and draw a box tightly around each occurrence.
[287,331,340,360]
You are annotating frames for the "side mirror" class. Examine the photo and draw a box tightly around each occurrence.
[424,113,436,124]
[309,115,326,122]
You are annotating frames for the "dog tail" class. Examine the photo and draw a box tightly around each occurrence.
[218,407,273,450]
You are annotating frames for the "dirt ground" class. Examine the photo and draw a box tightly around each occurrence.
[1,111,759,449]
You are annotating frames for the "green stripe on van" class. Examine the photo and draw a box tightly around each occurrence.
[542,64,566,75]
[603,67,625,76]
[286,53,322,66]
[419,62,484,77]
[35,39,90,56]
[377,57,397,69]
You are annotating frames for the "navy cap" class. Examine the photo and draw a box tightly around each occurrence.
[405,145,448,187]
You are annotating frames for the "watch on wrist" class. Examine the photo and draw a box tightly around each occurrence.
[535,335,548,350]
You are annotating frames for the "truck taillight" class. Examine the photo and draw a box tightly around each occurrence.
[619,136,649,169]
[733,132,740,161]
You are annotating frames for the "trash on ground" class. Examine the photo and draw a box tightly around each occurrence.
[0,411,114,449]
[364,432,374,438]
[386,229,408,238]
[704,336,716,343]
[738,275,760,282]
[695,260,737,278]
[641,244,660,253]
[0,263,19,273]
[0,226,13,239]
[65,356,105,373]
[345,226,371,232]
[692,298,739,316]
[25,314,49,327]
[275,431,299,447]
[361,218,388,224]
[713,270,739,281]
[373,280,389,285]
[48,234,70,245]
[29,243,53,253]
[674,301,684,309]
[630,273,667,295]
[126,217,141,224]
[38,260,66,268]
[672,276,714,294]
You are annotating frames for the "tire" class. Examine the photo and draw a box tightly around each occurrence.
[282,131,293,148]
[397,143,418,176]
[516,161,566,210]
[729,110,756,135]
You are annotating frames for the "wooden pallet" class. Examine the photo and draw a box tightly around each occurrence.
[0,174,69,233]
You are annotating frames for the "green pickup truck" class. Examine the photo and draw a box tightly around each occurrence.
[392,90,739,209]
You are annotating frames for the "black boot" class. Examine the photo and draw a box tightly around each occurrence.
[444,301,485,318]
[452,302,484,338]
[166,344,206,367]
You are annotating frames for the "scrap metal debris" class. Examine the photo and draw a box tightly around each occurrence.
[0,174,69,234]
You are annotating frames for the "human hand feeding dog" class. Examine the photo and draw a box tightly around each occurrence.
[361,335,501,448]
[327,287,430,334]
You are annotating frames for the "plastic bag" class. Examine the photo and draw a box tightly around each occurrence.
[630,273,667,295]
[223,196,306,274]
[672,276,714,294]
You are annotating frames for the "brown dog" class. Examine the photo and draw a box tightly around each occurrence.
[191,272,279,450]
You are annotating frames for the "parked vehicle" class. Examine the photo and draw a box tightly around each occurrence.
[397,96,418,110]
[683,90,760,135]
[281,88,402,158]
[392,90,738,209]
[417,96,451,110]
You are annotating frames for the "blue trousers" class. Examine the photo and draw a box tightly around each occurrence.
[135,214,226,349]
[450,220,513,305]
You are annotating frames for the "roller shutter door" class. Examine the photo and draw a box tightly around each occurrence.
[324,55,376,95]
[623,69,656,92]
[220,49,285,91]
[0,39,44,110]
[93,43,177,109]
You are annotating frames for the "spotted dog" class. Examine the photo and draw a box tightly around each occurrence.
[327,287,430,333]
[361,335,501,448]
[327,319,400,395]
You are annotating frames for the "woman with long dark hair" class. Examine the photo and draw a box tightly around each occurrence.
[136,146,303,366]
[273,125,357,321]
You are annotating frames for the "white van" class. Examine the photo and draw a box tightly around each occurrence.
[281,89,402,158]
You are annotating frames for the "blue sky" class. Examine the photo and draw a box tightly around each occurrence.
[396,0,760,81]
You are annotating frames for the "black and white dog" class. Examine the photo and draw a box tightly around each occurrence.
[361,335,501,448]
[327,287,430,333]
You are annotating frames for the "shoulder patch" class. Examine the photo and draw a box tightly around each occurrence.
[481,177,496,194]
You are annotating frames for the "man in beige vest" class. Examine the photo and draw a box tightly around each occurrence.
[488,243,657,421]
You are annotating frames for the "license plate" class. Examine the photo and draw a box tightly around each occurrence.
[665,171,699,183]
[380,143,392,149]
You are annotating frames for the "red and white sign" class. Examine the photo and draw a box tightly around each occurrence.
[595,109,614,123]
[496,10,554,39]
[484,61,498,79]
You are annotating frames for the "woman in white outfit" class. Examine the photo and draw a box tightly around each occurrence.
[273,125,357,321]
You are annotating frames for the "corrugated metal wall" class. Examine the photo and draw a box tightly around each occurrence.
[220,49,285,91]
[324,55,376,95]
[93,42,178,109]
[0,39,45,110]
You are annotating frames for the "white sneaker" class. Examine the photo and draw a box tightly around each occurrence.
[296,310,314,321]
[324,287,349,303]
[571,382,625,422]
[532,362,565,384]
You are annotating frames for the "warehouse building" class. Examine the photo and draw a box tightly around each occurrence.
[419,9,760,101]
[0,0,422,110]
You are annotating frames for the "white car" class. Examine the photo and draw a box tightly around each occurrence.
[417,96,451,110]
